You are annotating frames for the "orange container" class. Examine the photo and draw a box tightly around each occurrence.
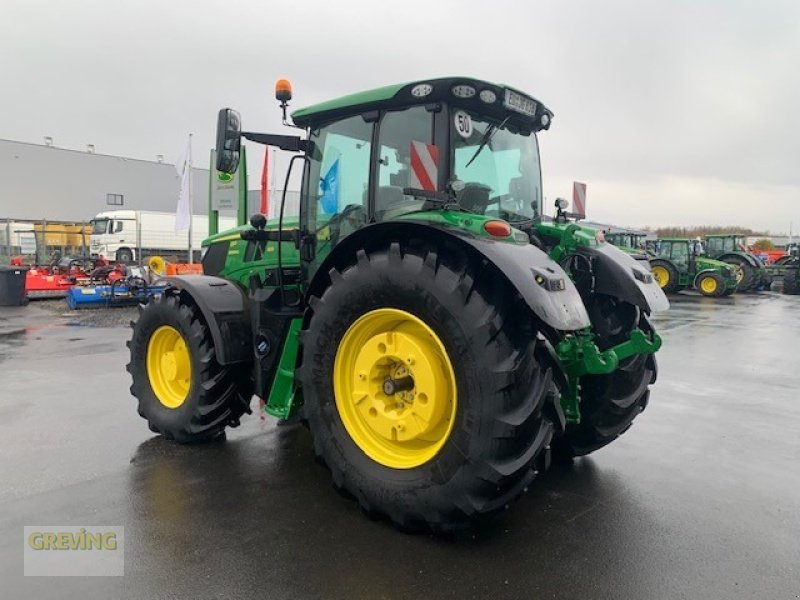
[165,263,204,276]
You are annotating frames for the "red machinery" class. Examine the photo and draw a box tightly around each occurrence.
[17,254,126,298]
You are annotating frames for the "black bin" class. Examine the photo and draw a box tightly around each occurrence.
[0,265,29,306]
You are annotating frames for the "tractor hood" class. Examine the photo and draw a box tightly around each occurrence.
[697,256,734,272]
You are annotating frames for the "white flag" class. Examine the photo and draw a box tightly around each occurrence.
[175,139,191,232]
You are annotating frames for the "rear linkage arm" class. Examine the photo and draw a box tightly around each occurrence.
[555,328,662,425]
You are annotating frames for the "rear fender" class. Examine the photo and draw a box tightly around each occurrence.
[306,222,591,332]
[720,252,759,268]
[161,275,251,365]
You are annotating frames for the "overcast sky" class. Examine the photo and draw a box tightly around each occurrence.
[2,0,798,232]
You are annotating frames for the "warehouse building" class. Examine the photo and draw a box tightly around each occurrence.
[0,138,210,222]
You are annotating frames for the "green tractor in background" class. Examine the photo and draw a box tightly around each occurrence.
[127,77,668,531]
[703,234,770,292]
[650,238,738,297]
[605,230,649,254]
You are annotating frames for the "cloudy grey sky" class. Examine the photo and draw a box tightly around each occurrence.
[2,0,798,232]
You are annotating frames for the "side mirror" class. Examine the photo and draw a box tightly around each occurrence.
[215,108,242,174]
[555,197,569,210]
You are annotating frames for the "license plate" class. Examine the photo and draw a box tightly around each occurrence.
[504,89,537,117]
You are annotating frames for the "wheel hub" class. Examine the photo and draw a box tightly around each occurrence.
[146,325,191,409]
[334,309,457,468]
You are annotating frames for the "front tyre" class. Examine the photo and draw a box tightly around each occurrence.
[127,291,253,442]
[554,308,658,458]
[696,272,725,297]
[298,242,558,531]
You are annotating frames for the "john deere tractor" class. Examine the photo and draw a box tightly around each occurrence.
[650,238,738,297]
[127,77,668,531]
[605,230,649,254]
[704,234,769,292]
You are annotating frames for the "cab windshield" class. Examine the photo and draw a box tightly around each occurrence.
[91,219,109,234]
[451,115,542,223]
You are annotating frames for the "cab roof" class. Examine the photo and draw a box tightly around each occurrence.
[291,76,553,132]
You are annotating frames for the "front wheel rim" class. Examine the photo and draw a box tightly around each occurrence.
[700,277,718,294]
[333,308,458,469]
[146,325,192,408]
[652,266,669,288]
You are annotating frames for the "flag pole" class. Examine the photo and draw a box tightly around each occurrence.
[188,133,193,262]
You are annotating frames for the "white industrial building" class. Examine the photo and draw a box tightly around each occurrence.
[0,138,211,222]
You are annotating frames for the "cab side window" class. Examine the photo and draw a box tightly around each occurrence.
[303,115,373,275]
[375,106,435,221]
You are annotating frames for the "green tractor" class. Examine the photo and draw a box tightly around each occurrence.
[650,238,738,297]
[127,77,668,531]
[703,234,770,292]
[605,230,648,253]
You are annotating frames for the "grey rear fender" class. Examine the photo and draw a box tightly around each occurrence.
[160,275,252,365]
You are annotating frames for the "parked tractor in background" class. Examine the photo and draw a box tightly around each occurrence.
[781,244,799,294]
[127,77,668,531]
[704,234,769,292]
[650,238,738,297]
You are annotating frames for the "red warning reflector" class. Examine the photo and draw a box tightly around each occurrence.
[484,220,511,237]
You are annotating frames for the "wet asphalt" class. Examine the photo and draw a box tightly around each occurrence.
[0,293,798,600]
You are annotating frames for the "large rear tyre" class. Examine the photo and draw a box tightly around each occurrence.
[650,260,680,294]
[554,312,657,458]
[298,242,558,532]
[127,291,253,442]
[723,255,754,291]
[784,266,799,295]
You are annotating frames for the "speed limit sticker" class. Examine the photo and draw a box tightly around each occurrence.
[454,110,473,138]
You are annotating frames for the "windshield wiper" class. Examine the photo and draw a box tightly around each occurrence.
[464,116,510,168]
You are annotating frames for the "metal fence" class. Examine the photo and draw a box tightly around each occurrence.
[1,218,90,265]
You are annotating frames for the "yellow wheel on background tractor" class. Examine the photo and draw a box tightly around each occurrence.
[333,308,457,469]
[696,272,724,297]
[652,265,670,288]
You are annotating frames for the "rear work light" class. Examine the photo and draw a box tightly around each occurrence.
[484,220,511,237]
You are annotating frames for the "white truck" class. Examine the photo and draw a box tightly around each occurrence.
[89,210,236,263]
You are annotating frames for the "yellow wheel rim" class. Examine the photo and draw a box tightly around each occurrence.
[146,325,192,408]
[333,308,457,469]
[700,276,718,295]
[652,266,670,288]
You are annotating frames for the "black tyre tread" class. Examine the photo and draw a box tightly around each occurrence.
[127,291,253,443]
[722,255,754,292]
[554,315,657,458]
[297,241,558,532]
[784,267,799,295]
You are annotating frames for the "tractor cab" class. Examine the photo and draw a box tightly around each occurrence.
[705,234,747,255]
[214,77,554,286]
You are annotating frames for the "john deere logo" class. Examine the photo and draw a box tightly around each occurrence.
[217,172,233,183]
